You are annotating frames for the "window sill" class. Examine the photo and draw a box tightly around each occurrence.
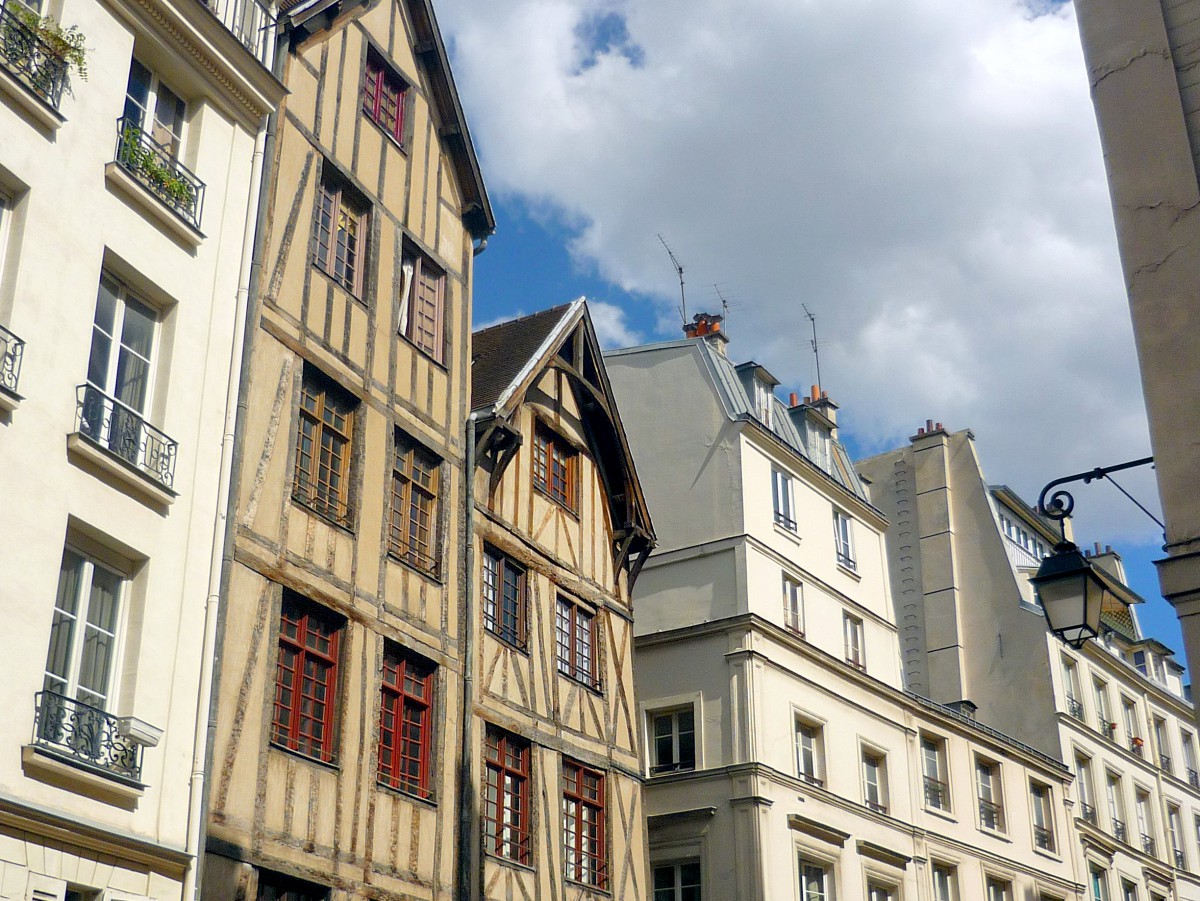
[1032,844,1062,864]
[837,562,862,581]
[386,547,445,585]
[0,62,64,133]
[377,779,437,808]
[269,740,340,772]
[312,262,366,305]
[364,113,409,155]
[977,824,1012,843]
[564,877,610,896]
[291,494,356,534]
[484,628,530,656]
[67,432,177,508]
[104,162,204,249]
[21,744,145,809]
[648,765,697,778]
[483,851,536,874]
[773,522,801,544]
[397,332,448,371]
[533,483,580,520]
[923,805,957,824]
[0,385,21,413]
[558,669,604,695]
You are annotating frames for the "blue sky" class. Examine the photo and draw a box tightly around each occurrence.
[452,0,1183,674]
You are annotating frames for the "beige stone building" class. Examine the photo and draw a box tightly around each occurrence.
[859,426,1200,901]
[606,321,1081,901]
[0,0,282,894]
[200,0,492,896]
[1071,0,1200,687]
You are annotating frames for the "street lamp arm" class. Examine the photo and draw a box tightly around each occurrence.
[1036,455,1160,529]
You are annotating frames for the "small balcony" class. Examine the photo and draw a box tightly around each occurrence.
[197,0,274,66]
[1080,802,1098,826]
[773,509,797,531]
[0,322,24,398]
[74,384,177,491]
[836,548,857,571]
[1161,754,1173,774]
[864,799,888,815]
[32,691,144,784]
[1188,768,1199,789]
[114,117,205,230]
[1141,833,1157,856]
[979,798,1005,832]
[1065,696,1085,721]
[0,3,68,109]
[924,775,948,810]
[800,771,824,788]
[1130,737,1145,757]
[1034,824,1056,854]
[1175,849,1186,869]
[1112,818,1128,843]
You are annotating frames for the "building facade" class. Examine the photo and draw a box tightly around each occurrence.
[200,0,492,896]
[0,0,282,894]
[606,321,1081,901]
[859,426,1200,901]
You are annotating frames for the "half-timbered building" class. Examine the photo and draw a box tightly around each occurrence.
[469,300,655,901]
[201,0,492,896]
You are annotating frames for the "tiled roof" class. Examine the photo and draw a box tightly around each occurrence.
[471,304,574,413]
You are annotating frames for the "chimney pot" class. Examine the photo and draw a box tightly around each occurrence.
[789,392,799,407]
[917,428,925,435]
[1105,544,1113,554]
[926,419,934,432]
[935,422,943,431]
[822,390,829,399]
[810,385,819,401]
[1094,542,1101,555]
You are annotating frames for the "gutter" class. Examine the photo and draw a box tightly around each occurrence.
[456,412,479,901]
[184,17,287,901]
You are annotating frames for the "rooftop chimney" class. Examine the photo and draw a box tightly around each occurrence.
[683,312,728,355]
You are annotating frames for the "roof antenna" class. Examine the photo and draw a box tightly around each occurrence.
[658,234,686,325]
[803,304,823,395]
[713,284,730,328]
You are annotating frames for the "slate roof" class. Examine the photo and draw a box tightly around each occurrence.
[471,304,575,414]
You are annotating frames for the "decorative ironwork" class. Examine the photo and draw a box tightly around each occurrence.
[774,509,797,531]
[836,548,857,571]
[924,775,948,809]
[979,798,1005,832]
[864,799,887,814]
[1080,802,1098,825]
[1037,456,1161,532]
[33,691,143,782]
[800,772,823,788]
[0,3,67,108]
[1188,768,1198,789]
[114,117,205,229]
[1112,818,1128,843]
[1034,824,1055,853]
[1161,754,1173,774]
[75,384,177,489]
[1142,833,1157,856]
[198,0,274,64]
[0,322,24,395]
[1066,696,1085,721]
[1175,849,1186,869]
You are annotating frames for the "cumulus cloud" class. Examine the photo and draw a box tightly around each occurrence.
[439,0,1159,544]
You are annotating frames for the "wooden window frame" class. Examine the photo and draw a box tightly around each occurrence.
[556,595,600,689]
[563,759,607,888]
[378,644,435,798]
[362,48,407,145]
[483,726,531,865]
[272,593,342,763]
[650,706,696,775]
[482,546,527,649]
[313,172,368,296]
[400,248,446,364]
[294,366,356,528]
[532,423,578,511]
[390,429,441,577]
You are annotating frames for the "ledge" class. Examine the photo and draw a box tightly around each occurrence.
[836,562,862,581]
[0,386,21,413]
[21,745,144,809]
[0,63,64,133]
[104,162,203,248]
[67,432,177,508]
[787,813,849,846]
[857,839,911,869]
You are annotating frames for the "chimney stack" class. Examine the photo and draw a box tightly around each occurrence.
[683,312,728,355]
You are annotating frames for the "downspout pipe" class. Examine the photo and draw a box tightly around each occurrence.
[457,411,480,901]
[185,17,287,901]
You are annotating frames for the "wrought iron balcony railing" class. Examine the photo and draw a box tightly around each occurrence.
[1034,824,1055,853]
[197,0,274,65]
[75,384,177,490]
[0,3,67,109]
[1065,696,1085,721]
[836,548,857,571]
[864,798,888,815]
[32,691,143,783]
[1080,802,1098,825]
[1142,833,1157,856]
[0,322,24,395]
[114,117,205,229]
[1112,818,1128,843]
[800,771,823,788]
[1175,849,1186,869]
[1161,754,1173,774]
[1189,768,1199,789]
[1131,739,1145,757]
[924,775,948,810]
[979,798,1005,832]
[773,509,797,531]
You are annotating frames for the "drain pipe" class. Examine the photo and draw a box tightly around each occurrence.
[456,411,480,901]
[183,19,285,901]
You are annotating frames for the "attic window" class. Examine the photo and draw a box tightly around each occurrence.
[533,424,578,511]
[363,48,408,144]
[752,377,774,428]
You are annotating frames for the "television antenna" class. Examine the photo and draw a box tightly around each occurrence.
[803,304,823,395]
[658,234,686,325]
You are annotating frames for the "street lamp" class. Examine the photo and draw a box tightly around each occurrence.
[1032,457,1158,648]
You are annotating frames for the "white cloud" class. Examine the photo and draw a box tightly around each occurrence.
[586,299,643,348]
[438,0,1159,544]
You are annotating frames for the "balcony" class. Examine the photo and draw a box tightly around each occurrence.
[1066,696,1085,721]
[1034,824,1056,853]
[32,691,144,784]
[924,775,948,810]
[73,384,177,492]
[1081,802,1098,826]
[1188,768,1199,789]
[1113,818,1128,843]
[1141,833,1157,856]
[1175,849,1186,869]
[0,3,68,110]
[774,509,797,531]
[864,799,888,815]
[197,0,274,66]
[800,771,824,788]
[836,548,857,571]
[1161,754,1173,774]
[1131,738,1145,757]
[113,117,205,231]
[979,798,1005,832]
[0,322,24,401]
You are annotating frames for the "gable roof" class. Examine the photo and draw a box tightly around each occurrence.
[472,304,575,414]
[283,0,494,238]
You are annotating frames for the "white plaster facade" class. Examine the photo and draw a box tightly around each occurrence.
[0,0,281,895]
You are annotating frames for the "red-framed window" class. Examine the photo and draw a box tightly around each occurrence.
[556,596,599,689]
[483,726,531,864]
[313,172,368,296]
[482,546,526,649]
[563,759,606,887]
[272,593,342,762]
[390,430,441,576]
[378,644,436,798]
[363,48,406,144]
[533,424,578,510]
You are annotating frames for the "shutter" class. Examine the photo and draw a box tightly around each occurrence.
[25,874,66,901]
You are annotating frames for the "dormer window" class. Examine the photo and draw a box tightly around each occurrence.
[752,377,773,427]
[806,419,832,472]
[735,361,780,429]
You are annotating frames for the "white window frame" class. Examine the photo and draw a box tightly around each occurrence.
[123,57,187,158]
[783,575,804,635]
[1167,804,1184,867]
[921,733,949,810]
[1091,867,1110,901]
[0,190,11,280]
[797,854,833,901]
[1094,680,1112,734]
[843,613,865,669]
[1135,788,1154,844]
[1106,771,1126,834]
[648,705,696,775]
[932,863,957,901]
[1030,781,1055,852]
[861,747,887,813]
[795,716,822,786]
[833,509,855,570]
[986,877,1012,901]
[772,468,796,531]
[976,757,1005,833]
[87,272,160,416]
[752,377,773,427]
[867,883,895,901]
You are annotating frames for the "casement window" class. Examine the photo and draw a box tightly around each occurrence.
[867,884,895,901]
[772,468,796,530]
[1153,716,1171,772]
[398,247,445,363]
[783,575,804,635]
[82,273,159,464]
[1090,867,1110,901]
[795,718,822,786]
[1106,771,1126,840]
[1030,782,1055,852]
[313,172,368,295]
[932,864,957,901]
[1076,754,1096,822]
[986,879,1012,901]
[257,872,329,901]
[123,58,185,156]
[1181,729,1198,786]
[1062,657,1083,718]
[563,759,607,888]
[1120,882,1139,901]
[556,596,599,688]
[362,48,407,143]
[921,734,949,810]
[1167,804,1184,868]
[652,861,700,901]
[482,546,526,648]
[1135,789,1154,852]
[843,613,865,669]
[862,749,887,813]
[976,758,1005,832]
[378,644,435,798]
[798,858,832,900]
[1094,680,1112,734]
[483,727,531,864]
[751,377,773,427]
[390,430,441,576]
[272,593,342,763]
[650,707,695,774]
[294,366,356,526]
[1122,697,1141,751]
[533,425,578,510]
[833,509,855,570]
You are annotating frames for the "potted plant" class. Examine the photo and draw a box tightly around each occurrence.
[3,1,87,81]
